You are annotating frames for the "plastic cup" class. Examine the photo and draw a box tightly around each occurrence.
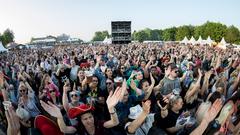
[85,71,93,83]
[3,101,12,110]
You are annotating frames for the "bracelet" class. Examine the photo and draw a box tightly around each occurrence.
[109,108,116,114]
[110,111,116,115]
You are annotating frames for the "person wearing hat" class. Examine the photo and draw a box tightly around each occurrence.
[125,100,155,135]
[40,85,124,135]
[154,63,187,97]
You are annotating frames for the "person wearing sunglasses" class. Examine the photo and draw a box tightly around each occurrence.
[154,63,187,97]
[17,81,41,127]
[46,84,62,110]
[40,85,123,135]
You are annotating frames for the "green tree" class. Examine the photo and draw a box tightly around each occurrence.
[132,30,137,40]
[92,31,109,41]
[1,29,14,46]
[225,25,240,44]
[134,30,149,42]
[194,25,205,39]
[176,25,194,40]
[150,29,163,40]
[162,27,177,41]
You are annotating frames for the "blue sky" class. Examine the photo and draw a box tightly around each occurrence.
[0,0,239,43]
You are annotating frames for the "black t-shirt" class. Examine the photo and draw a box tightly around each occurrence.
[154,109,183,135]
[56,68,71,94]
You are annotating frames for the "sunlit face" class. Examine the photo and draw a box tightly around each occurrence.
[44,76,51,85]
[78,70,84,78]
[135,71,142,81]
[140,61,146,68]
[81,113,95,128]
[170,68,179,78]
[151,67,158,75]
[106,79,114,92]
[90,60,95,67]
[71,60,76,66]
[70,92,80,102]
[106,68,113,77]
[19,85,27,96]
[173,98,184,111]
[142,81,150,92]
[49,89,56,96]
[89,77,98,88]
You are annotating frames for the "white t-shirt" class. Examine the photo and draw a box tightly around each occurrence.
[125,113,155,135]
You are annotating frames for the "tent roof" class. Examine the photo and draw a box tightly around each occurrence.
[220,37,227,45]
[189,36,196,45]
[206,36,213,45]
[180,36,188,44]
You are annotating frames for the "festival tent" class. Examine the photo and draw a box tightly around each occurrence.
[219,37,229,46]
[197,36,203,45]
[189,36,196,45]
[102,36,112,44]
[216,37,229,49]
[0,41,8,52]
[6,42,18,49]
[206,36,213,46]
[180,36,189,45]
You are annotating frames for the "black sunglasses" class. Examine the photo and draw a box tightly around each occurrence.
[19,89,26,93]
[106,82,112,85]
[71,94,79,97]
[175,70,179,73]
[49,90,55,93]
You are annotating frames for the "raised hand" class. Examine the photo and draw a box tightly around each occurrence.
[106,87,121,109]
[198,68,203,77]
[203,99,223,123]
[150,73,155,85]
[5,106,20,135]
[40,101,62,118]
[130,80,137,90]
[63,83,71,93]
[157,95,169,110]
[142,100,151,114]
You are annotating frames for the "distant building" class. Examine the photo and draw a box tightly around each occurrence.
[111,21,131,44]
[28,35,57,48]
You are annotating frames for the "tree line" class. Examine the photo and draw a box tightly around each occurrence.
[0,29,14,47]
[92,21,240,44]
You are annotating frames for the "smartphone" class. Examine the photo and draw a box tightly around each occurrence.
[156,93,167,107]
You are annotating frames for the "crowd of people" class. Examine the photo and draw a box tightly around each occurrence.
[0,43,240,135]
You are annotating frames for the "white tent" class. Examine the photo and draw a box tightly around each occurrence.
[189,36,196,45]
[103,36,112,44]
[180,36,189,45]
[206,36,213,45]
[6,42,18,49]
[220,37,229,46]
[0,42,8,52]
[216,37,229,49]
[197,36,203,45]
